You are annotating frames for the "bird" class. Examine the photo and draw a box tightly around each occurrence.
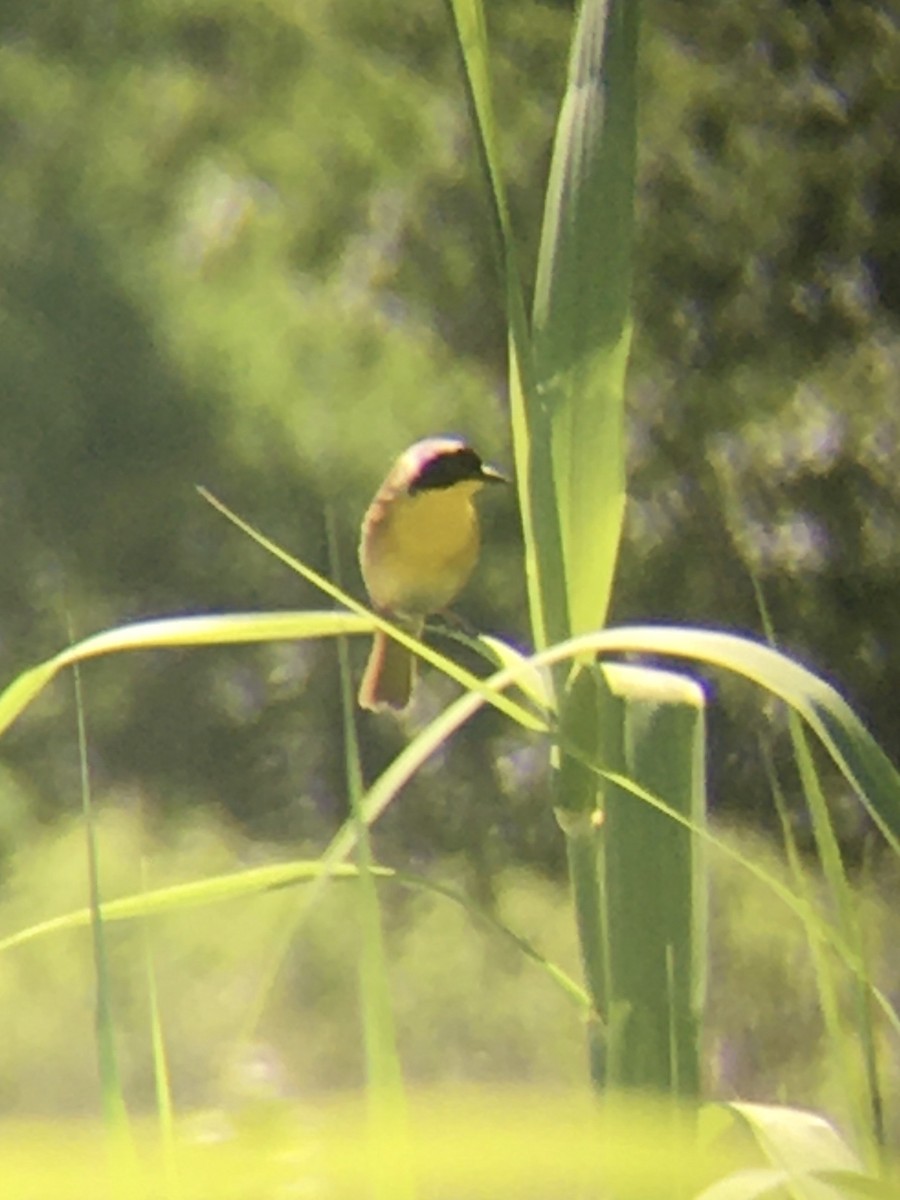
[358,436,506,712]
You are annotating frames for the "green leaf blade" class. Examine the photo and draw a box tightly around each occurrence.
[531,0,640,635]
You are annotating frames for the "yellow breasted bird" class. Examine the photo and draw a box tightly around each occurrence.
[358,436,506,712]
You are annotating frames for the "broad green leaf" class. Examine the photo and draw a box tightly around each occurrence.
[598,663,707,1096]
[727,1102,863,1175]
[532,0,639,635]
[696,1103,888,1200]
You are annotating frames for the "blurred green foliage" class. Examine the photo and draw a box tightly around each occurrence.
[0,0,898,862]
[622,1,900,824]
[0,807,584,1112]
[1,806,898,1129]
[0,1086,797,1200]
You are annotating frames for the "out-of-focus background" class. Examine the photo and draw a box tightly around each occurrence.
[1,0,898,1114]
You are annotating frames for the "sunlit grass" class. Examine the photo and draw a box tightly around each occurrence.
[0,1092,732,1200]
[1,1088,894,1200]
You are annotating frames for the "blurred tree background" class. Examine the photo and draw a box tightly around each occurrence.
[0,0,898,881]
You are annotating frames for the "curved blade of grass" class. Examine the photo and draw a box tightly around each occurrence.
[0,611,369,739]
[700,1099,891,1198]
[11,623,894,1045]
[5,621,896,1039]
[0,861,352,946]
[326,510,414,1200]
[723,1101,863,1176]
[16,620,886,900]
[754,582,885,1153]
[485,626,900,847]
[584,626,900,850]
[0,606,540,743]
[0,861,587,1010]
[317,624,900,890]
[767,745,881,1164]
[791,718,884,1155]
[317,629,900,1047]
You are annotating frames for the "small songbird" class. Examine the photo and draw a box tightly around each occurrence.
[358,436,506,712]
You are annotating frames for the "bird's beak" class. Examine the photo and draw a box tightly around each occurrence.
[480,463,508,485]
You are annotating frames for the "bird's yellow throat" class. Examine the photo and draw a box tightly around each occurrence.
[363,480,482,617]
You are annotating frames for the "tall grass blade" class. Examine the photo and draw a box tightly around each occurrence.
[791,719,884,1157]
[328,511,415,1200]
[72,657,129,1135]
[140,857,178,1200]
[444,0,528,338]
[524,0,642,1098]
[766,748,879,1172]
[753,577,882,1153]
[532,0,638,635]
[446,0,568,652]
[754,574,884,1152]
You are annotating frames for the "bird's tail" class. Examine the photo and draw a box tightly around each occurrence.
[358,618,423,712]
